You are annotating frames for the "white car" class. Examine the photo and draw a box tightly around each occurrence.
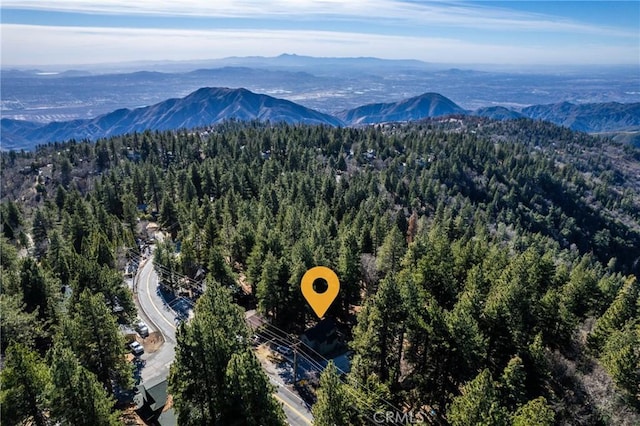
[275,345,292,357]
[130,341,144,356]
[135,321,149,338]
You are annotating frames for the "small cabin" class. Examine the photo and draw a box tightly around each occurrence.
[300,318,339,356]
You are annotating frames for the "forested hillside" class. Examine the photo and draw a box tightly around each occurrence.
[1,117,639,425]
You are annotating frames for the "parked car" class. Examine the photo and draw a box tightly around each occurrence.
[275,345,292,356]
[130,341,144,356]
[135,321,149,338]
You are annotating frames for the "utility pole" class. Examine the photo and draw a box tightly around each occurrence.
[292,338,299,384]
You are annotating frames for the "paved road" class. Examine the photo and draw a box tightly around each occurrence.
[270,376,313,425]
[133,252,313,425]
[135,257,176,383]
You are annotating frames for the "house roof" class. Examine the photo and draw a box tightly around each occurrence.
[136,377,169,412]
[321,353,352,375]
[303,318,337,343]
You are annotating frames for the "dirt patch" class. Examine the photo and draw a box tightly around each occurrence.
[141,331,164,353]
[120,404,145,425]
[163,395,173,412]
[237,271,252,294]
[255,344,271,360]
[255,344,284,364]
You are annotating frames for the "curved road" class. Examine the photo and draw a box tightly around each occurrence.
[136,257,177,383]
[134,252,313,425]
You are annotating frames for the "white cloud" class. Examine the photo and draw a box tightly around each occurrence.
[2,0,637,38]
[2,24,636,67]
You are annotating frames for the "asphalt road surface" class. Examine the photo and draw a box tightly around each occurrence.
[133,251,313,425]
[135,257,176,383]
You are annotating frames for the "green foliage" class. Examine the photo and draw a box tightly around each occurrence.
[48,343,120,426]
[0,294,43,353]
[257,251,284,321]
[61,289,132,393]
[2,118,640,423]
[447,369,509,426]
[170,281,284,425]
[312,361,351,426]
[160,194,180,237]
[1,200,24,241]
[337,228,362,310]
[18,257,59,325]
[599,324,640,400]
[376,226,406,276]
[350,275,407,386]
[223,349,286,425]
[589,276,639,352]
[511,396,555,426]
[499,356,527,410]
[0,343,50,426]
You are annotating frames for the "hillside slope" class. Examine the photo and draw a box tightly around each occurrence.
[1,87,343,150]
[521,101,640,133]
[336,92,467,125]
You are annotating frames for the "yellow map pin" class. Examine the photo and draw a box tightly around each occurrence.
[301,266,340,318]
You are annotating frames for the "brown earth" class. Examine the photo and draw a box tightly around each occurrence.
[141,331,164,353]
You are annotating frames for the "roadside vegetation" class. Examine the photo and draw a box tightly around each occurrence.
[1,117,638,424]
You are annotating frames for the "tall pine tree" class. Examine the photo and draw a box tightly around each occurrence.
[0,343,50,426]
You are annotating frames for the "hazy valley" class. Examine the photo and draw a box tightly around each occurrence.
[2,55,638,123]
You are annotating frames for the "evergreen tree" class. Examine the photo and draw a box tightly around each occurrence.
[337,229,362,311]
[170,281,284,425]
[223,349,286,426]
[445,271,488,383]
[0,294,43,353]
[256,251,282,321]
[18,257,58,324]
[588,276,638,352]
[47,230,72,283]
[160,195,180,238]
[61,290,132,394]
[376,226,405,276]
[312,361,350,426]
[511,396,555,426]
[1,200,23,241]
[0,343,50,426]
[499,356,527,410]
[48,343,120,426]
[32,208,50,258]
[599,324,640,399]
[120,192,138,232]
[447,369,508,426]
[351,275,406,385]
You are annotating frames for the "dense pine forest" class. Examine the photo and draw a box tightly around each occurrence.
[1,117,639,425]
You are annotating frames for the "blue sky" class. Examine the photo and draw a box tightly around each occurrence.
[1,1,638,67]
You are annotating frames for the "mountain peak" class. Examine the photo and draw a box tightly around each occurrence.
[337,92,466,125]
[1,87,343,149]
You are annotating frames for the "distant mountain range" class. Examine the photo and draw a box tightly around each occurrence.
[2,87,639,151]
[336,93,466,125]
[520,102,640,133]
[1,88,341,150]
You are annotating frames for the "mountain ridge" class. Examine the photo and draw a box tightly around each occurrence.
[336,92,467,125]
[1,87,343,150]
[2,87,639,151]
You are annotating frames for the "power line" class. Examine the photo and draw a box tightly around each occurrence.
[259,320,407,420]
[254,323,406,425]
[252,328,380,425]
[127,245,408,424]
